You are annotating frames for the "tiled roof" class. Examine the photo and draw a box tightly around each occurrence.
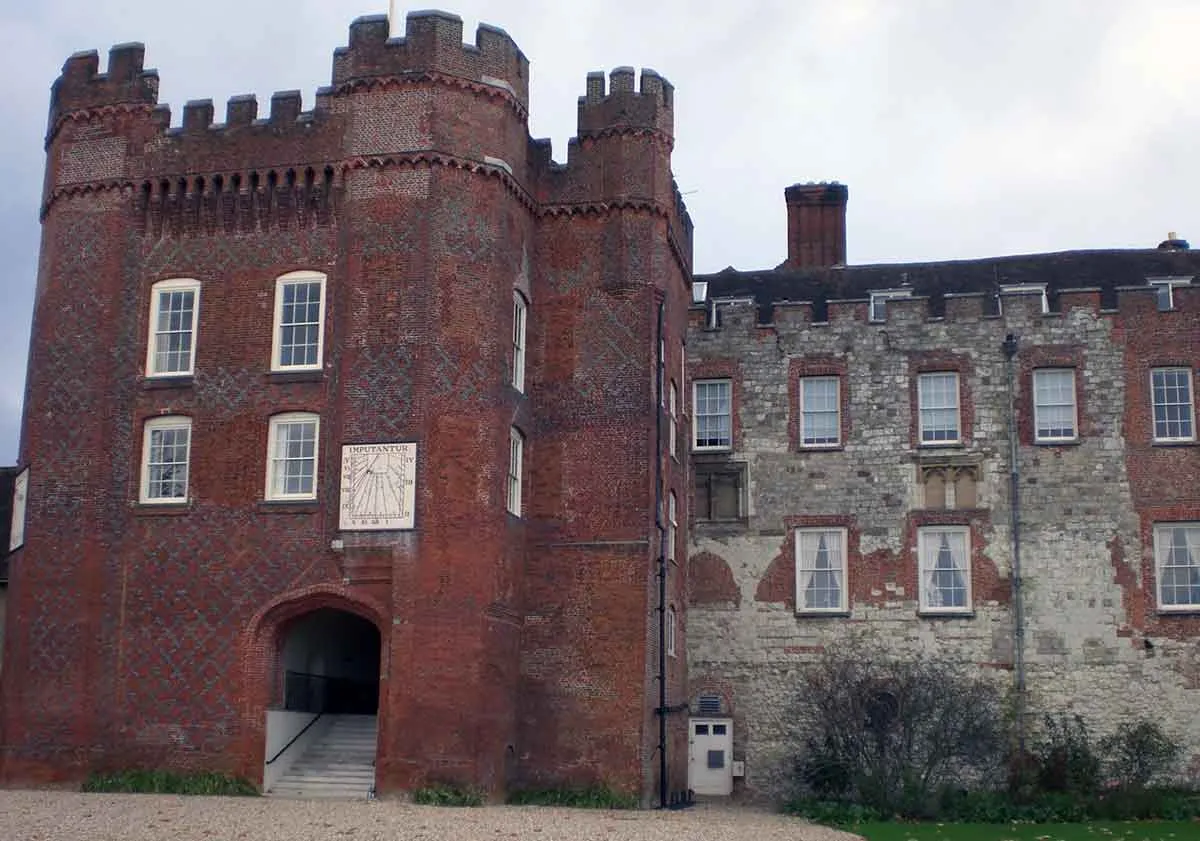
[698,248,1200,320]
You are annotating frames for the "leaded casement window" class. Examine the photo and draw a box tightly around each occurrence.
[1033,368,1078,442]
[1151,368,1195,442]
[800,376,841,447]
[271,271,327,371]
[694,379,732,450]
[266,413,319,500]
[693,463,745,522]
[146,278,200,376]
[1155,524,1200,611]
[507,427,524,516]
[666,490,677,561]
[795,528,848,613]
[512,291,527,393]
[920,464,979,510]
[140,416,192,503]
[666,605,677,658]
[669,381,679,459]
[918,372,961,444]
[918,526,971,613]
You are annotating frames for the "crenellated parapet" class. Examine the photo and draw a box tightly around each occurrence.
[49,43,159,137]
[331,11,528,112]
[536,68,678,204]
[692,282,1198,337]
[577,66,673,140]
[41,8,691,260]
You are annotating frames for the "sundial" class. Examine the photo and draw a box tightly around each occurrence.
[338,443,417,531]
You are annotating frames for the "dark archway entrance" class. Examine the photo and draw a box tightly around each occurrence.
[279,608,381,715]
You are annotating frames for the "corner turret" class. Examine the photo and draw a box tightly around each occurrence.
[49,43,159,137]
[577,67,673,139]
[331,11,528,111]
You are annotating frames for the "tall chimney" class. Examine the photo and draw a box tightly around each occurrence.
[785,182,848,270]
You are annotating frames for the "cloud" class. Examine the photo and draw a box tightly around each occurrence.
[0,0,1197,461]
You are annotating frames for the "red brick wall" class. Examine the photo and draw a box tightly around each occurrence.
[2,19,693,803]
[1115,287,1200,641]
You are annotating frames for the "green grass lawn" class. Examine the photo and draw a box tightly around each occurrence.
[845,822,1200,841]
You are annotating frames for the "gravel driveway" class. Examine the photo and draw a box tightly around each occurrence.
[0,790,860,841]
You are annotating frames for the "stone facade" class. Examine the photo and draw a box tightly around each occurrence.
[5,5,1200,809]
[688,253,1200,801]
[1,10,692,804]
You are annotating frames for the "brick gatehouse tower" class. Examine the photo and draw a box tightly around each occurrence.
[0,9,692,803]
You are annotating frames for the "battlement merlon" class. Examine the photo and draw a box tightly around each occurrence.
[49,43,159,132]
[577,67,674,138]
[691,284,1200,333]
[331,11,529,110]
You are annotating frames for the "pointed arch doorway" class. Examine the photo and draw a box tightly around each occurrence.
[262,606,382,795]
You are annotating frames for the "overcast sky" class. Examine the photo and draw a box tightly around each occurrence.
[1,0,1197,465]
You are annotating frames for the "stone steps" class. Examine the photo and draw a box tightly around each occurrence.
[269,714,378,799]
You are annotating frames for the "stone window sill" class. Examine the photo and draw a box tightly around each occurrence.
[257,500,320,514]
[796,610,851,619]
[918,610,976,620]
[267,370,325,384]
[133,502,193,516]
[142,376,194,390]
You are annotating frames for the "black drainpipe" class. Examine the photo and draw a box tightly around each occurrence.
[654,300,668,809]
[1003,333,1027,757]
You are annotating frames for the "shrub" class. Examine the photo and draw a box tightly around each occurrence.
[937,788,1087,823]
[412,783,484,807]
[782,797,882,825]
[507,786,638,809]
[81,770,258,796]
[1100,720,1181,790]
[1031,713,1101,797]
[792,644,1006,817]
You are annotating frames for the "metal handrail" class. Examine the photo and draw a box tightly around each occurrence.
[265,711,323,766]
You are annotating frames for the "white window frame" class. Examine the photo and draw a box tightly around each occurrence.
[795,527,848,614]
[669,381,678,459]
[659,338,667,407]
[693,379,733,451]
[512,290,527,392]
[145,278,201,377]
[666,605,677,658]
[799,376,841,448]
[918,372,961,445]
[918,526,972,614]
[140,415,192,504]
[507,427,523,516]
[666,490,677,562]
[271,271,327,372]
[1151,367,1196,443]
[1155,523,1200,612]
[869,289,912,323]
[1147,276,1192,312]
[1033,368,1078,443]
[265,412,320,501]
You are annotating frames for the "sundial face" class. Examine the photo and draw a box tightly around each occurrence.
[339,443,417,531]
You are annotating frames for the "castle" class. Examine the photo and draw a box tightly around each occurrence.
[1,8,1198,805]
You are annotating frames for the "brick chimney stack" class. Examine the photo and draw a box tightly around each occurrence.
[784,182,848,270]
